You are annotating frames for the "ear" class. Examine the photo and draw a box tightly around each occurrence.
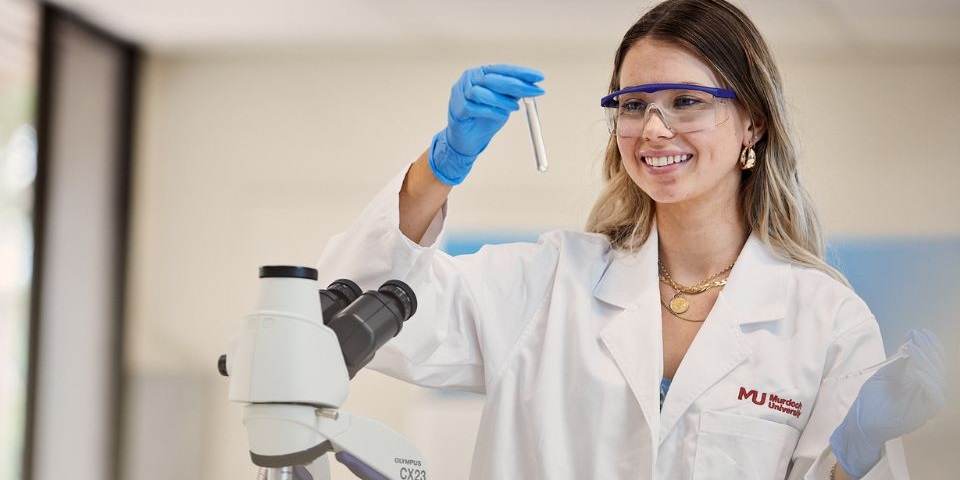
[744,116,767,146]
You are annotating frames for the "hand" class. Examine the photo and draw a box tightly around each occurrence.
[830,328,947,478]
[429,64,545,185]
[334,451,389,480]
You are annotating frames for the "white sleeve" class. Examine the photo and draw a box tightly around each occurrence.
[316,165,559,393]
[789,297,910,480]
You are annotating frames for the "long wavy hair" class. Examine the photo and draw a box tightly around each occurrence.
[585,0,846,284]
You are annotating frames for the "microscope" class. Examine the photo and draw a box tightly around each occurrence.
[218,265,429,480]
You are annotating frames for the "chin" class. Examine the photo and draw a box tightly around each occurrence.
[641,186,684,205]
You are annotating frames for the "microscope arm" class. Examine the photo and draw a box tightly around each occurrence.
[317,409,428,480]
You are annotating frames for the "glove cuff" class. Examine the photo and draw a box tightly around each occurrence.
[428,130,476,186]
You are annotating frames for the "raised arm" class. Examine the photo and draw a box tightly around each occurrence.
[398,64,544,244]
[399,150,450,244]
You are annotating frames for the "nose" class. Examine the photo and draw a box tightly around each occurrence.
[641,104,674,139]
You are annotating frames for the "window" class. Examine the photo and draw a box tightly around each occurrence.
[0,1,39,479]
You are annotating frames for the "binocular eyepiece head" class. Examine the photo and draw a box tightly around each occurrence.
[254,266,418,379]
[257,266,416,324]
[323,278,417,378]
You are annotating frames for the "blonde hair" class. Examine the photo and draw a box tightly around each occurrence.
[585,0,847,284]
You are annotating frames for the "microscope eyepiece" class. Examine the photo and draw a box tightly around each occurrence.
[378,280,417,320]
[319,279,363,324]
[328,279,363,299]
[217,354,229,376]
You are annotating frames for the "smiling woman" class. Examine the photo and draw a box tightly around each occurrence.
[0,1,39,479]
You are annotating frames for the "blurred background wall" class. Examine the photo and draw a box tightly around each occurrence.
[126,46,960,480]
[5,0,959,479]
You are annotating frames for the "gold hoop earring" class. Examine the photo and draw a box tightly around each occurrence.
[739,144,756,170]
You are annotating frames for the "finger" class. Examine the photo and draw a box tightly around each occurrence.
[911,368,947,404]
[477,73,545,99]
[451,76,514,118]
[453,99,511,123]
[910,369,948,411]
[908,329,945,359]
[924,382,948,409]
[449,70,475,110]
[906,346,943,381]
[907,331,948,381]
[481,64,545,83]
[464,84,522,112]
[915,329,947,371]
[905,340,938,375]
[908,349,947,389]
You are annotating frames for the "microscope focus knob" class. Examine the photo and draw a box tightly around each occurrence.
[218,354,229,376]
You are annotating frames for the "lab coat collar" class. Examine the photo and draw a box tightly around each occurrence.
[720,232,790,325]
[594,228,790,326]
[593,227,660,309]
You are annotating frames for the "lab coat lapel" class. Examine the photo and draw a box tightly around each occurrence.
[596,229,663,453]
[657,293,751,444]
[658,235,789,445]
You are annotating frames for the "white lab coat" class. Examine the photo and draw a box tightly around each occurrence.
[317,168,910,480]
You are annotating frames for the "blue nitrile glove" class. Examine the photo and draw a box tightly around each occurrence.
[335,451,390,480]
[830,328,947,478]
[429,64,545,185]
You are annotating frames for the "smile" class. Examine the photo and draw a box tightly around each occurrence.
[643,154,692,167]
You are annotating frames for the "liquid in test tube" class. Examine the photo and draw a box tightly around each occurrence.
[521,97,548,173]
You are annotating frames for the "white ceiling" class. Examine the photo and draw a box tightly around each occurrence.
[33,0,960,58]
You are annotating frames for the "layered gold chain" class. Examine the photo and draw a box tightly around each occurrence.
[658,259,735,322]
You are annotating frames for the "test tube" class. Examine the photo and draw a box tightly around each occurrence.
[521,97,548,173]
[833,349,910,380]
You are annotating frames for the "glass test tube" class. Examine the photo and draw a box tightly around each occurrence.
[521,97,548,173]
[833,349,909,380]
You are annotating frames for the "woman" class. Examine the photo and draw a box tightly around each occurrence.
[318,0,944,478]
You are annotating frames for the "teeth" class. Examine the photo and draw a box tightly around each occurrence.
[644,154,690,167]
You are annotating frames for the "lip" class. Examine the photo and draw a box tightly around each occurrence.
[639,149,690,158]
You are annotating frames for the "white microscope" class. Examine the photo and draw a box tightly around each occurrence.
[218,265,429,480]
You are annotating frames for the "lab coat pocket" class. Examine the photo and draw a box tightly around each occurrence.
[693,410,801,480]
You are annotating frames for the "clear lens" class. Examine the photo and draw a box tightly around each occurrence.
[604,89,730,137]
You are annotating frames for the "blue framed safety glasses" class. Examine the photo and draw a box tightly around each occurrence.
[600,83,737,137]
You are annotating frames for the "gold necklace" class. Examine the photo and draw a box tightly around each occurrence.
[660,299,707,322]
[658,259,734,315]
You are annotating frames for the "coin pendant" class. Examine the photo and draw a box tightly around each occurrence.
[669,295,690,314]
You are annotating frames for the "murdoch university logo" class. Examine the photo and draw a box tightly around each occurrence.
[738,386,803,418]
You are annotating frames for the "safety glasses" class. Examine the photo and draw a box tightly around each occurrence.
[600,83,737,137]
